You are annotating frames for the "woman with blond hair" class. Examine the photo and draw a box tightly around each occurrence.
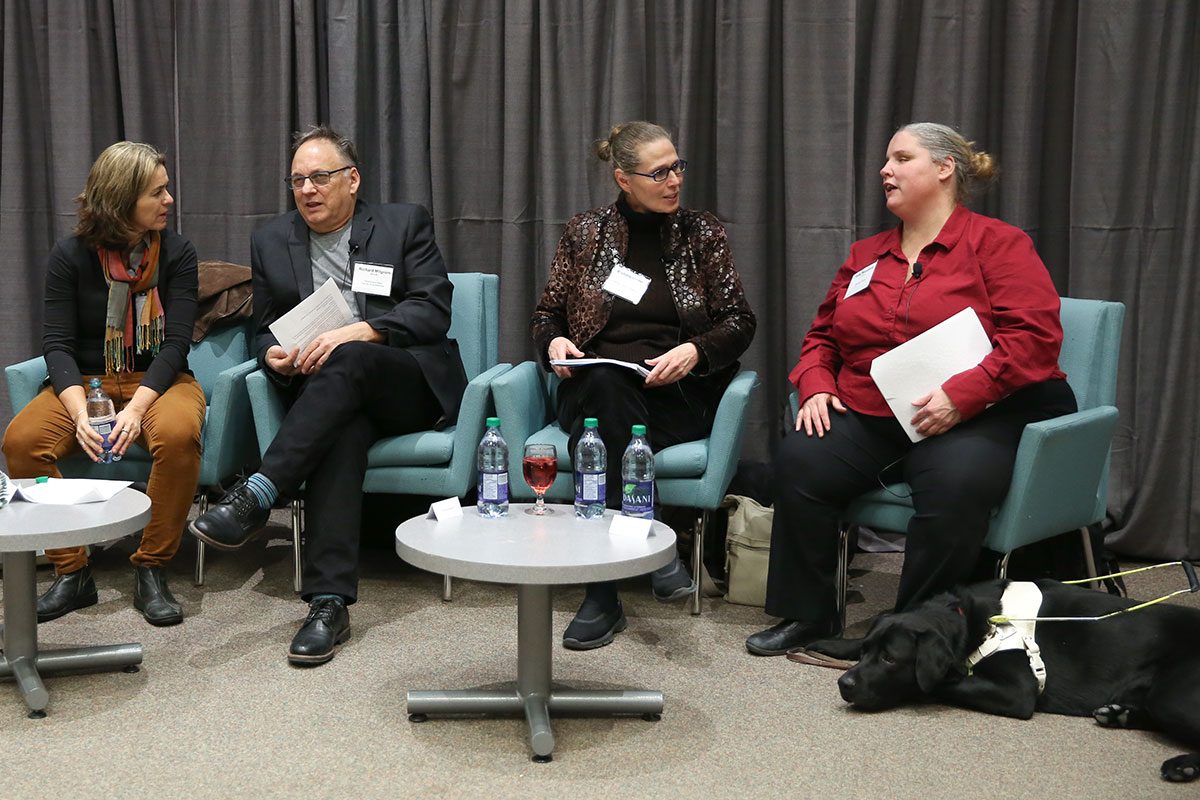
[3,141,205,626]
[747,123,1077,656]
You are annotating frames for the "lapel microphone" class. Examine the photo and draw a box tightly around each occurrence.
[912,261,923,278]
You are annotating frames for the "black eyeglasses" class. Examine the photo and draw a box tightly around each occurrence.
[628,159,687,183]
[283,165,353,190]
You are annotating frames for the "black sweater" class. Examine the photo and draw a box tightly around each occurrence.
[42,229,198,395]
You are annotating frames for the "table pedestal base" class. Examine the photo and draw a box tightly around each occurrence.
[406,584,662,760]
[0,552,143,716]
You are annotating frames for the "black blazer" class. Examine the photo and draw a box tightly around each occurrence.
[250,200,468,425]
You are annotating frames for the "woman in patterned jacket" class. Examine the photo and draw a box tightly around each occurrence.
[530,120,756,650]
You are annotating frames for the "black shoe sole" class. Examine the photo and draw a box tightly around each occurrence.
[562,615,627,651]
[288,627,352,666]
[652,580,697,603]
[36,592,99,623]
[745,640,793,657]
[187,520,253,552]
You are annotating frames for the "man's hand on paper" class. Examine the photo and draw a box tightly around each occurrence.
[295,321,384,375]
[644,342,699,387]
[548,336,584,379]
[910,388,961,436]
[797,392,846,437]
[266,345,302,377]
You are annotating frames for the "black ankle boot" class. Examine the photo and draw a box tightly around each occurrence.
[563,583,626,650]
[37,565,98,623]
[134,566,183,626]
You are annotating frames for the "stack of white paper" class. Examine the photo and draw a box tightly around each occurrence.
[869,307,994,442]
[15,478,133,505]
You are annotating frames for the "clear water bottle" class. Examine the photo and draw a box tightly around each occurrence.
[621,424,654,518]
[86,378,121,463]
[0,470,10,509]
[574,417,607,519]
[477,417,509,518]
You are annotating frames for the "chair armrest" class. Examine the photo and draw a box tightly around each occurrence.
[491,361,552,490]
[245,369,289,459]
[198,358,259,486]
[6,357,49,415]
[690,370,759,508]
[444,363,512,496]
[987,405,1119,552]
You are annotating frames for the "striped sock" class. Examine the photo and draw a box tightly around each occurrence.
[244,473,278,509]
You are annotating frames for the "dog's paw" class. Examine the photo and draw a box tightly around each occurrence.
[1092,703,1134,728]
[1160,753,1200,782]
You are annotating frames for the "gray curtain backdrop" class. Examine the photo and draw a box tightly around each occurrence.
[1,1,1196,559]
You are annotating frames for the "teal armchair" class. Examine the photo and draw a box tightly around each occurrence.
[490,361,759,614]
[789,297,1125,627]
[240,272,509,596]
[5,323,260,582]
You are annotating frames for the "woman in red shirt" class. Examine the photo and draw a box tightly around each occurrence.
[746,123,1077,656]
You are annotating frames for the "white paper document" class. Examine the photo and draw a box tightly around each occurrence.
[15,478,133,505]
[268,278,355,354]
[550,358,651,378]
[869,307,994,443]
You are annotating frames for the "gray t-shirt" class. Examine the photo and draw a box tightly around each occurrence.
[309,222,363,322]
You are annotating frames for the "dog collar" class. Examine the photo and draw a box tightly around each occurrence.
[964,582,1047,694]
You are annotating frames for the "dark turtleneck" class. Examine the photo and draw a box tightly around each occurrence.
[590,194,682,366]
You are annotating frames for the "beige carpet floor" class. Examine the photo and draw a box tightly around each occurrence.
[1,510,1196,800]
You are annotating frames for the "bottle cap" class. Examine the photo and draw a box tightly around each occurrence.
[36,476,49,483]
[631,424,647,436]
[584,417,598,428]
[486,417,501,427]
[89,377,102,388]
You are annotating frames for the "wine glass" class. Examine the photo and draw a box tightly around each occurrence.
[522,443,558,515]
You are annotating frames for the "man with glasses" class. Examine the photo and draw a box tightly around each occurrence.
[190,125,467,666]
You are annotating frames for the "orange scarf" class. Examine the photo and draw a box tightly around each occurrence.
[99,231,164,373]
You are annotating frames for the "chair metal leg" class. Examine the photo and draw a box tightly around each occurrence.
[995,551,1012,579]
[836,526,850,632]
[1080,526,1100,589]
[443,574,453,601]
[690,512,707,615]
[194,495,209,586]
[291,499,304,594]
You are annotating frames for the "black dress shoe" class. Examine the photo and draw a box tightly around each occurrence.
[650,555,696,602]
[133,566,183,626]
[188,479,269,550]
[746,618,842,656]
[36,566,98,623]
[288,597,351,665]
[562,597,627,650]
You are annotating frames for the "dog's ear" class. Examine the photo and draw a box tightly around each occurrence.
[914,630,956,694]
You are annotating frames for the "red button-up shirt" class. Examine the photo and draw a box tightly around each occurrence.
[790,206,1065,421]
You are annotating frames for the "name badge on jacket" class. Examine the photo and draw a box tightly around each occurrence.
[352,262,394,296]
[602,264,651,304]
[844,261,877,299]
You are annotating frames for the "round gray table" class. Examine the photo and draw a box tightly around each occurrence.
[0,483,150,717]
[395,503,676,761]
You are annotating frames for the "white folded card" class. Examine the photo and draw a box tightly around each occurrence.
[550,357,651,378]
[609,514,653,539]
[869,307,994,443]
[15,478,133,505]
[426,497,465,521]
[268,278,355,354]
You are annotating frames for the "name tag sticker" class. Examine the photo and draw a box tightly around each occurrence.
[426,497,464,521]
[609,514,653,539]
[352,262,394,296]
[844,261,877,299]
[602,265,652,305]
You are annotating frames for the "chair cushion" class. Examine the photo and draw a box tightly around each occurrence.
[525,424,707,478]
[367,427,455,467]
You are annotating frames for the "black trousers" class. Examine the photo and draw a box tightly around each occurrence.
[259,341,441,602]
[764,379,1077,623]
[555,365,726,509]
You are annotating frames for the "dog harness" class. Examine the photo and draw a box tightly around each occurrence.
[964,582,1047,693]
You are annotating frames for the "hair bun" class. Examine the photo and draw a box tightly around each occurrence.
[970,150,997,184]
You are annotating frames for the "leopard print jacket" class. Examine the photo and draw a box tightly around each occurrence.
[530,202,756,376]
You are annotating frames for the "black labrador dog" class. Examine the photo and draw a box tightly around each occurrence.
[835,578,1200,782]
